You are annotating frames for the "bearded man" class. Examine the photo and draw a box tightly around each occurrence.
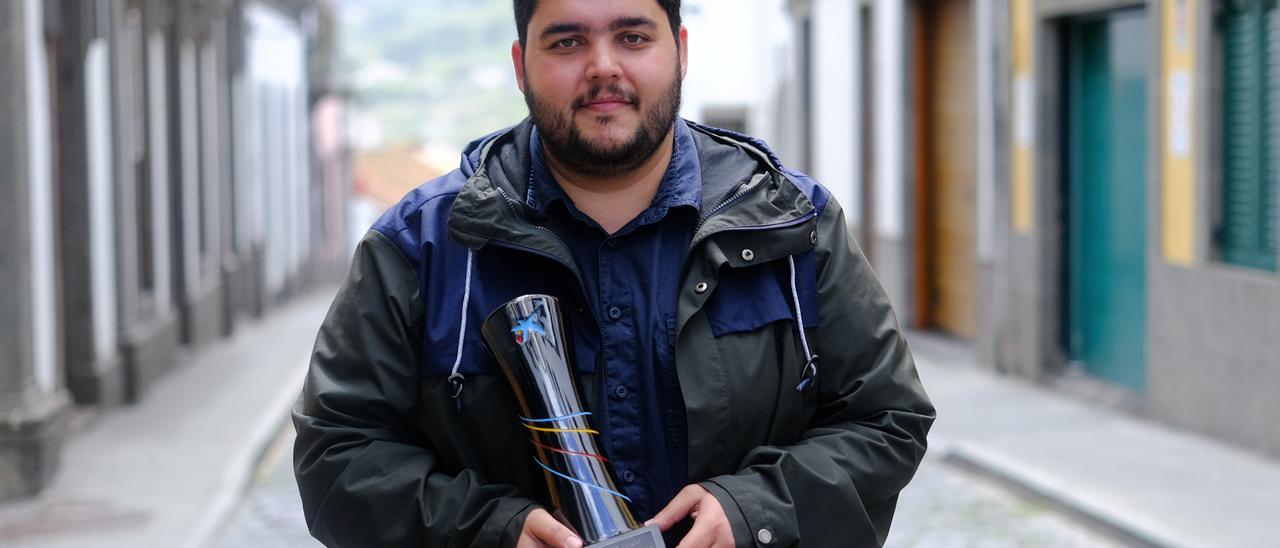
[293,1,934,546]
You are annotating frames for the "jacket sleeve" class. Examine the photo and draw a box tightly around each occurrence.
[293,230,537,547]
[700,198,936,547]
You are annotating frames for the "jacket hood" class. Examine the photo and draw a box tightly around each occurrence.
[447,118,817,260]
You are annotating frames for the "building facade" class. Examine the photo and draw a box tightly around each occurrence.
[785,0,1279,461]
[0,0,349,499]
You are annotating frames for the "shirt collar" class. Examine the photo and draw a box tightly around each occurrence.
[526,119,702,220]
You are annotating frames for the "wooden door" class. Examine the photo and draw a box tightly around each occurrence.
[915,0,977,338]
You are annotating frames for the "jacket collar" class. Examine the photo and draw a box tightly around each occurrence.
[447,118,816,267]
[526,120,703,220]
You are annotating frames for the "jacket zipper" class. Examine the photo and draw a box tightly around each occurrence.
[689,172,817,252]
[691,173,768,238]
[486,186,608,420]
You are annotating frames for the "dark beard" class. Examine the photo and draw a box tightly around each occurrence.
[524,64,682,178]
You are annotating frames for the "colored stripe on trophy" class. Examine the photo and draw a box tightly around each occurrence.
[532,458,633,502]
[531,437,610,462]
[519,412,594,423]
[523,424,600,435]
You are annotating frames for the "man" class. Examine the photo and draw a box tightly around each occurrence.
[293,0,934,546]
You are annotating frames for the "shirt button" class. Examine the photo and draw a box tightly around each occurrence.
[607,306,622,320]
[613,385,629,399]
[756,528,774,544]
[621,469,636,483]
[606,239,619,249]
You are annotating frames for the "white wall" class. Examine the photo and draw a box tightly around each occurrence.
[872,0,905,240]
[681,0,791,145]
[809,0,860,221]
[87,40,119,362]
[25,0,56,395]
[246,2,309,295]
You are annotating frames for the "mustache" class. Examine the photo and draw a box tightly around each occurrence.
[572,83,638,108]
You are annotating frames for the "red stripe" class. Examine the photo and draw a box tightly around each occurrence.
[531,438,609,462]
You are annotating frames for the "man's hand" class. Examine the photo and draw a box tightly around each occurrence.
[647,484,735,548]
[517,508,583,548]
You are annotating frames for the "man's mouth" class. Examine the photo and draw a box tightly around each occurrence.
[577,92,636,113]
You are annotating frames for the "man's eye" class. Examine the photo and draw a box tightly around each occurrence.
[620,34,647,45]
[552,38,580,49]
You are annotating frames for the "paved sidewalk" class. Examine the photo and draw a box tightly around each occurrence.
[0,289,335,548]
[910,333,1280,548]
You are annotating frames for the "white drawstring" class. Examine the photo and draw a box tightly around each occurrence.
[449,249,475,406]
[789,255,819,391]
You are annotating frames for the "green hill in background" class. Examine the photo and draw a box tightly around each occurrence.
[339,0,527,148]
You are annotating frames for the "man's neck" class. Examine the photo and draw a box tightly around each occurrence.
[542,130,676,235]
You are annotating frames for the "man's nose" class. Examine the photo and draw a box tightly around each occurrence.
[584,44,622,82]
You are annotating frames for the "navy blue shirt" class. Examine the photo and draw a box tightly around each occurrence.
[527,121,700,519]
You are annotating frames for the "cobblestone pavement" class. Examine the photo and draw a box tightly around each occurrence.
[886,453,1122,548]
[217,425,1121,547]
[214,426,319,548]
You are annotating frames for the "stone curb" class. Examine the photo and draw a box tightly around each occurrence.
[935,438,1179,548]
[184,365,308,548]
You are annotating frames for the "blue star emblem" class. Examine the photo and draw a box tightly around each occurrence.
[511,312,546,344]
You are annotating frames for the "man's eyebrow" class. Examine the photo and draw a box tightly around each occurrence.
[609,17,657,31]
[539,17,656,39]
[539,22,589,38]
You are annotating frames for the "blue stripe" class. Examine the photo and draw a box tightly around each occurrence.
[532,458,632,502]
[519,412,593,423]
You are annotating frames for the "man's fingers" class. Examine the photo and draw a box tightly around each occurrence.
[551,508,580,535]
[646,485,705,531]
[525,509,583,548]
[675,513,715,548]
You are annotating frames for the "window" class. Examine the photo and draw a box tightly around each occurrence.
[1216,0,1278,271]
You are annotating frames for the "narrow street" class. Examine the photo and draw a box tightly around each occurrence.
[889,454,1120,547]
[216,424,1119,547]
[215,426,318,548]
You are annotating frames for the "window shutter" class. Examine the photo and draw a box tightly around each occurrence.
[1219,0,1278,271]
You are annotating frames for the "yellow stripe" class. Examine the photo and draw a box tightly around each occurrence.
[522,424,600,435]
[1161,0,1197,265]
[1011,0,1035,234]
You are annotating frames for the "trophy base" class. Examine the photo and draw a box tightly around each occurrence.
[589,524,666,548]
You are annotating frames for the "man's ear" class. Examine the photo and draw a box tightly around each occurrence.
[677,26,688,80]
[512,39,527,94]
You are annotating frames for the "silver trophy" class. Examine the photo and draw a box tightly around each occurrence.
[482,294,665,547]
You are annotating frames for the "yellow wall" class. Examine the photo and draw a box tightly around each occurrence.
[1161,0,1197,265]
[1011,0,1035,234]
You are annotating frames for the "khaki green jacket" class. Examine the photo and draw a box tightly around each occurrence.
[293,119,935,547]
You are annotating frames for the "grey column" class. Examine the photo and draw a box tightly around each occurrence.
[0,0,70,500]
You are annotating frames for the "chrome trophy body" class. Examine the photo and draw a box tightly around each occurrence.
[481,295,664,547]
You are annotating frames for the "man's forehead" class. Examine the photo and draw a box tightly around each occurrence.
[529,0,665,31]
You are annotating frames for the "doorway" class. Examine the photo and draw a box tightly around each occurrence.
[913,0,978,338]
[1063,10,1149,392]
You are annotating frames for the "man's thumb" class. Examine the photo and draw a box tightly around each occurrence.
[528,509,583,548]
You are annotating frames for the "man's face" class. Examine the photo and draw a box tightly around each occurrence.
[513,0,688,177]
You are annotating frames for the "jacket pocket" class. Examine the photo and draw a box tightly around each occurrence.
[704,261,804,337]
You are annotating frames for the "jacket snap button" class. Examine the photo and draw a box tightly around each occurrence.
[621,469,636,483]
[613,385,629,399]
[694,282,708,294]
[809,230,818,244]
[608,306,622,320]
[756,528,773,544]
[741,249,755,262]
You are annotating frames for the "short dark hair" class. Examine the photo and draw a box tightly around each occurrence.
[513,0,682,47]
